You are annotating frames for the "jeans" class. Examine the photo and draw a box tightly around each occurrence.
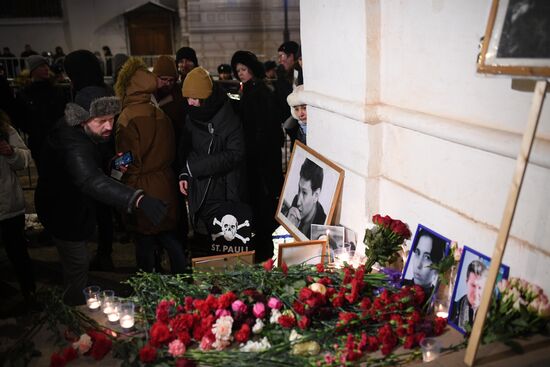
[54,237,89,305]
[0,214,36,297]
[134,231,187,274]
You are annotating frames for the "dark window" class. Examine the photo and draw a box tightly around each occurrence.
[0,0,63,18]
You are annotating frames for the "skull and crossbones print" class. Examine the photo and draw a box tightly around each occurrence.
[211,214,250,244]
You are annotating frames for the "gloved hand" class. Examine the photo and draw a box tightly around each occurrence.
[137,195,167,226]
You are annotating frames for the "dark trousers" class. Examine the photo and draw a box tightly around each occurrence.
[0,214,36,297]
[134,231,187,274]
[95,201,113,258]
[54,237,89,305]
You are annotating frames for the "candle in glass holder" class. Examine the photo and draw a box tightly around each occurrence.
[101,290,116,314]
[87,298,101,310]
[108,312,120,323]
[83,286,101,311]
[435,302,449,319]
[420,337,441,362]
[119,301,135,329]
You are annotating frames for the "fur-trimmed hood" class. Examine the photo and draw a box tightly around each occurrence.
[287,85,305,120]
[114,57,157,107]
[64,86,120,126]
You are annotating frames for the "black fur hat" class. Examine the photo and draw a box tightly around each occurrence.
[230,50,265,80]
[65,86,120,126]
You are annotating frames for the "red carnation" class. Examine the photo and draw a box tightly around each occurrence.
[360,297,372,310]
[90,336,112,360]
[50,352,66,367]
[175,359,197,367]
[316,263,324,273]
[298,316,310,330]
[235,323,251,343]
[403,335,417,349]
[381,343,394,355]
[218,291,237,309]
[177,331,192,346]
[184,296,194,312]
[292,301,306,315]
[139,344,157,363]
[434,317,447,335]
[263,258,274,271]
[278,315,296,328]
[150,321,172,346]
[281,261,288,275]
[298,287,314,301]
[156,299,174,323]
[365,336,379,352]
[62,346,78,363]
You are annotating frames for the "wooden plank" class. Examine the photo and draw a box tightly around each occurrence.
[464,80,548,366]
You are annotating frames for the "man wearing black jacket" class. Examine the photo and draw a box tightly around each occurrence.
[35,86,167,305]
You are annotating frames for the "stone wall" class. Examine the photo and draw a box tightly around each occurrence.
[300,0,550,290]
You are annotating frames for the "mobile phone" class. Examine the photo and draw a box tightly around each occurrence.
[113,151,133,170]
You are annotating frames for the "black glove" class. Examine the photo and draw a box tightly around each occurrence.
[138,195,167,226]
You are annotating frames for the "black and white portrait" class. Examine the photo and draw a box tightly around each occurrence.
[402,225,450,293]
[478,0,550,76]
[276,142,344,241]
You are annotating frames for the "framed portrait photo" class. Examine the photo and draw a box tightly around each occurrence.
[311,224,345,262]
[192,251,255,271]
[277,240,327,267]
[401,224,451,293]
[276,141,344,241]
[448,246,510,334]
[477,0,550,77]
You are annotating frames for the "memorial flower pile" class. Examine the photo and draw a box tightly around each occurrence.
[363,214,412,273]
[119,262,447,367]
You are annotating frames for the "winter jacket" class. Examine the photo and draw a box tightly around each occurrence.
[35,119,142,241]
[0,126,31,221]
[115,58,179,234]
[237,79,283,202]
[179,87,246,224]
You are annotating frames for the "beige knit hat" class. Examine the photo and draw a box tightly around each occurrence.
[153,55,177,78]
[182,66,213,99]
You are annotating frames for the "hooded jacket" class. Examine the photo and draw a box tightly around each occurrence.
[115,58,179,234]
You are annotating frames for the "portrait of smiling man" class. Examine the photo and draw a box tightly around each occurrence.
[282,158,327,238]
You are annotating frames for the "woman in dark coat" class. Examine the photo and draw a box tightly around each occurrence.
[231,51,284,262]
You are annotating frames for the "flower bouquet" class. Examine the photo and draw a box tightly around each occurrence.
[483,277,550,344]
[363,214,412,273]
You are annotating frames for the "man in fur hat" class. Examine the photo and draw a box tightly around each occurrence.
[35,85,168,305]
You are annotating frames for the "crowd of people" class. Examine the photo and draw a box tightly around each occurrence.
[0,41,310,305]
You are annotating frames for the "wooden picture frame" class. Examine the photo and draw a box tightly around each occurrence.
[192,251,255,270]
[276,141,345,241]
[448,246,509,335]
[277,240,327,267]
[477,0,550,77]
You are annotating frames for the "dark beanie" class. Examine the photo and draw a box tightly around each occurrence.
[278,41,300,58]
[175,47,198,66]
[64,50,104,93]
[264,60,277,71]
[230,50,265,80]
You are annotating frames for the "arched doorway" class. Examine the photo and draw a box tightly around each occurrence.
[125,2,175,55]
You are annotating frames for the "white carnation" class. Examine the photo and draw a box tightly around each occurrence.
[239,337,272,352]
[252,318,264,334]
[269,309,281,324]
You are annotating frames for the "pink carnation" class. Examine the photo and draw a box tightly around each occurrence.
[231,300,247,314]
[267,297,283,310]
[168,339,186,357]
[253,302,266,318]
